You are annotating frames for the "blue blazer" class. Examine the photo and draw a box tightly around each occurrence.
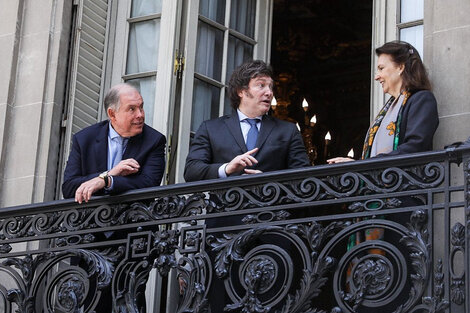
[184,113,310,182]
[62,120,166,198]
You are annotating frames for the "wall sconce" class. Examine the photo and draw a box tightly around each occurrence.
[324,131,331,160]
[347,148,354,158]
[310,115,317,127]
[302,98,309,112]
[271,96,277,110]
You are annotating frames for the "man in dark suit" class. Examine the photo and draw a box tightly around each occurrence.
[62,83,166,203]
[184,60,310,182]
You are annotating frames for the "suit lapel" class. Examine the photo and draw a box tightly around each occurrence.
[256,115,275,151]
[123,130,143,159]
[94,121,109,171]
[224,113,247,152]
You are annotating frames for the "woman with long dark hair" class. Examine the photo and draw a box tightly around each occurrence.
[328,40,439,163]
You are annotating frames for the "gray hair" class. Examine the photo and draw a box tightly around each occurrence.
[104,83,139,111]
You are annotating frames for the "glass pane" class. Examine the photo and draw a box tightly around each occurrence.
[224,91,233,116]
[126,76,157,125]
[400,0,423,23]
[199,0,226,24]
[191,78,220,132]
[195,21,224,81]
[226,35,254,82]
[230,0,256,38]
[126,19,160,74]
[400,25,424,58]
[131,0,162,17]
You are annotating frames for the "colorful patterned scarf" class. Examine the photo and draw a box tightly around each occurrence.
[348,90,411,252]
[361,91,411,159]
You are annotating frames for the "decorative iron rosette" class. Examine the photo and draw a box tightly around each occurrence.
[319,210,430,313]
[206,226,335,312]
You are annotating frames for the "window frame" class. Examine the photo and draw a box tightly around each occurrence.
[173,0,273,183]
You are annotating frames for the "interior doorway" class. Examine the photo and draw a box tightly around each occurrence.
[270,0,373,164]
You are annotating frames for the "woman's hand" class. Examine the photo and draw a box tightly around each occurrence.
[327,157,355,164]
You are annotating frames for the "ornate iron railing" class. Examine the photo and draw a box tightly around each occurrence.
[1,145,470,313]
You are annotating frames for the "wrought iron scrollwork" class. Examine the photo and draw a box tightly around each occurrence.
[206,222,346,313]
[1,249,119,313]
[114,193,215,224]
[210,163,444,212]
[113,229,181,312]
[176,252,212,313]
[450,222,465,305]
[309,210,432,313]
[421,259,450,313]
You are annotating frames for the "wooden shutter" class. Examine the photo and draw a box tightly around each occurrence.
[56,0,110,198]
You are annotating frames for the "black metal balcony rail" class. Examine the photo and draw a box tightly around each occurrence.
[0,145,470,313]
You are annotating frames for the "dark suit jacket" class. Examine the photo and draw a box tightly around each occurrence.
[62,120,166,198]
[380,90,439,156]
[184,113,310,182]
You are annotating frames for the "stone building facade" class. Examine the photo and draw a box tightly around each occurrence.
[0,0,469,208]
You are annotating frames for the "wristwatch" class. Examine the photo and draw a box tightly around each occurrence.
[99,171,109,187]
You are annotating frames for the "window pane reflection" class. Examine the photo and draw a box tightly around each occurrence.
[191,79,220,132]
[131,0,162,17]
[230,0,256,38]
[400,0,423,23]
[400,25,423,58]
[224,91,232,116]
[126,76,156,124]
[126,19,160,74]
[226,35,254,82]
[195,21,224,81]
[199,0,226,24]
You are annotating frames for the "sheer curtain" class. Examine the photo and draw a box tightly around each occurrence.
[125,0,162,122]
[191,0,225,132]
[191,0,257,130]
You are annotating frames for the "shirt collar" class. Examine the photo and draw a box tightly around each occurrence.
[237,109,263,122]
[108,122,121,140]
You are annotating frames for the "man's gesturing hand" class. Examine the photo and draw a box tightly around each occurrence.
[225,148,259,175]
[109,158,140,176]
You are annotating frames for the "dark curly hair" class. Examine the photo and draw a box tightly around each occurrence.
[227,60,273,110]
[376,41,431,92]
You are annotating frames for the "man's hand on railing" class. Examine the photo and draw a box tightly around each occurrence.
[75,177,105,204]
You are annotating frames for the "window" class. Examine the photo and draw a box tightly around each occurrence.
[123,0,162,121]
[190,0,257,132]
[398,0,423,57]
[174,0,272,182]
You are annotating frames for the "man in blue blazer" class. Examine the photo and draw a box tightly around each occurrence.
[184,60,310,182]
[62,83,166,203]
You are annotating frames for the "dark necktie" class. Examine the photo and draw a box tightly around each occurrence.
[245,118,259,150]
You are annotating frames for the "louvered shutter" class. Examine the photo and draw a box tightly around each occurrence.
[57,0,109,198]
[68,0,109,134]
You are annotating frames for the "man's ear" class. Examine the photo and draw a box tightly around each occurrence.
[107,107,115,121]
[237,88,244,98]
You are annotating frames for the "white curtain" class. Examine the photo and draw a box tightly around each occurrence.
[191,0,257,129]
[125,0,162,123]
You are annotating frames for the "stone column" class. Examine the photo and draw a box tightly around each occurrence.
[425,0,470,148]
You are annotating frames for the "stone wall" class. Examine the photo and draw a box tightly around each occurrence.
[0,0,72,206]
[426,0,470,148]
